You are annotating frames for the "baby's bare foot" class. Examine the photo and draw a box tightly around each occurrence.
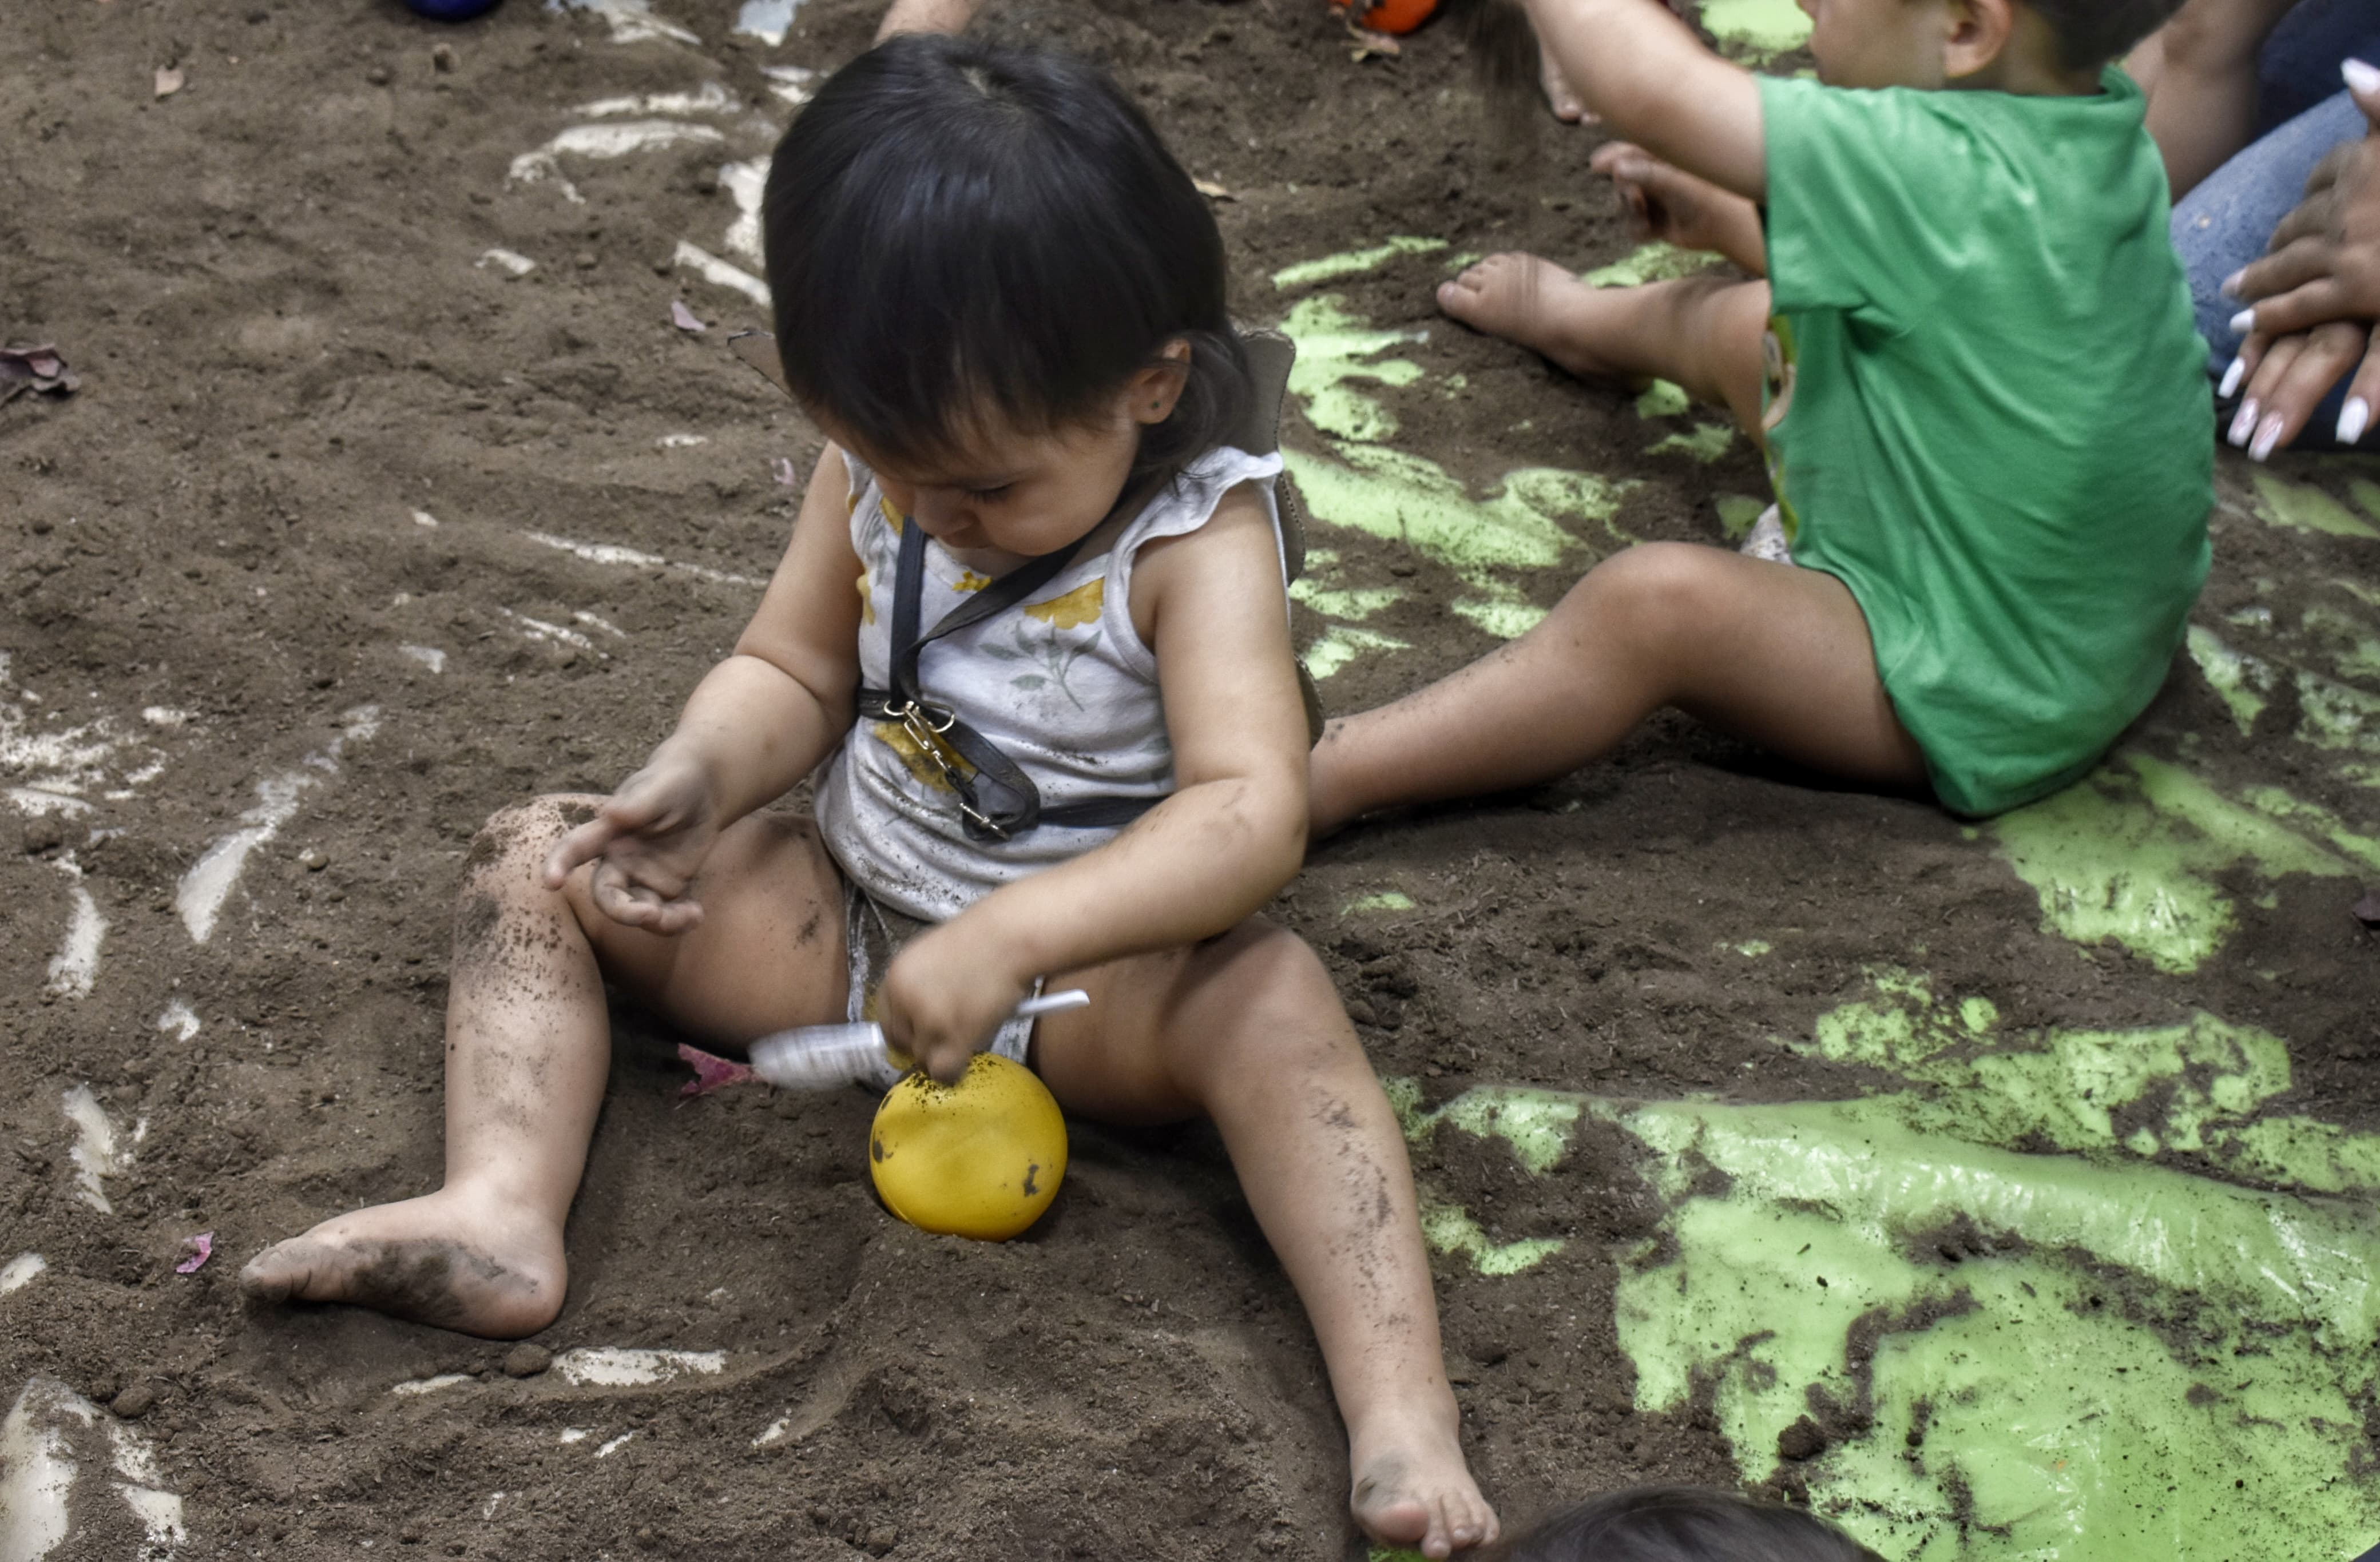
[1349,1406,1498,1558]
[240,1190,565,1339]
[1436,253,1640,385]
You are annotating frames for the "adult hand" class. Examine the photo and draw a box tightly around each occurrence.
[541,747,722,935]
[1589,141,1767,275]
[2222,59,2380,453]
[878,919,1033,1084]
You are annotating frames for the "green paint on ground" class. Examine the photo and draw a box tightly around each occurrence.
[1422,1203,1566,1275]
[1988,751,2350,972]
[2295,666,2380,752]
[2301,603,2380,683]
[1290,578,1403,621]
[1271,236,1449,291]
[1282,443,1627,635]
[1732,939,1772,957]
[1305,625,1411,680]
[2250,470,2380,539]
[1450,597,1548,639]
[2353,476,2380,523]
[1648,422,1735,463]
[1716,492,1769,542]
[2183,623,2275,734]
[1582,241,1721,289]
[1636,379,1691,419]
[1406,970,2380,1562]
[1280,295,1430,444]
[1698,0,1812,58]
[1342,889,1417,915]
[2239,785,2380,873]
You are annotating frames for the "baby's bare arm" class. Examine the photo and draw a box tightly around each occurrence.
[542,446,864,929]
[1525,0,1765,200]
[882,486,1309,1078]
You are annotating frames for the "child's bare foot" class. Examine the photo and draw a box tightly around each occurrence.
[241,1188,565,1339]
[1348,1404,1498,1558]
[1436,255,1640,384]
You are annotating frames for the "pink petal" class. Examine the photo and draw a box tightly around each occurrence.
[175,1232,213,1273]
[670,300,707,335]
[770,456,798,487]
[678,1043,757,1097]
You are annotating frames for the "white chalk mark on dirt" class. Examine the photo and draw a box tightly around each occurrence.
[558,1427,592,1445]
[656,432,709,448]
[500,610,599,654]
[0,1379,184,1562]
[577,82,735,117]
[752,1414,790,1448]
[411,510,441,528]
[481,1491,507,1521]
[733,0,800,45]
[719,158,768,265]
[546,0,701,46]
[0,1255,45,1297]
[551,1348,725,1388]
[761,65,818,106]
[157,999,200,1042]
[399,645,447,674]
[140,708,191,728]
[510,121,725,205]
[475,249,536,279]
[62,1086,141,1214]
[176,706,381,945]
[574,612,628,641]
[595,1431,637,1457]
[391,1374,474,1398]
[673,240,770,308]
[523,529,763,589]
[44,855,105,1000]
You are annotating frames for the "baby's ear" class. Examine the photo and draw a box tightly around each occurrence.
[1942,0,2017,81]
[1126,342,1192,426]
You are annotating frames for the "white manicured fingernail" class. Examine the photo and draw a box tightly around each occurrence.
[2250,413,2284,462]
[2228,399,2260,446]
[2228,308,2257,336]
[2342,398,2373,446]
[2345,58,2380,96]
[2218,357,2246,399]
[2219,271,2246,300]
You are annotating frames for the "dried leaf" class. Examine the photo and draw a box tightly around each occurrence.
[0,343,81,400]
[175,1232,213,1274]
[2355,890,2380,928]
[154,65,184,98]
[678,1042,758,1097]
[669,299,707,335]
[1191,177,1236,201]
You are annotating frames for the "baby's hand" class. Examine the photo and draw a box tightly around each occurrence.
[541,749,722,935]
[1589,141,1763,273]
[878,920,1033,1084]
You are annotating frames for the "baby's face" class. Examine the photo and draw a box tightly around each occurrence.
[1799,0,1953,89]
[850,406,1146,563]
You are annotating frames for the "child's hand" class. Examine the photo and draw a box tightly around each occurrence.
[878,920,1034,1084]
[1590,141,1767,276]
[541,749,723,935]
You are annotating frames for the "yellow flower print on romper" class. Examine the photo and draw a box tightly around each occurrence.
[983,577,1107,708]
[1022,578,1102,629]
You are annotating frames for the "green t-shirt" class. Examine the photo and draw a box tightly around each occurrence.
[1758,69,2212,817]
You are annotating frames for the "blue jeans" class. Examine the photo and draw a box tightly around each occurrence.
[2169,0,2380,447]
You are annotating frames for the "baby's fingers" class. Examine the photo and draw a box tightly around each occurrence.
[542,814,625,888]
[586,858,705,934]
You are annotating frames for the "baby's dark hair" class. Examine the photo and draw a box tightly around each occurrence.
[1490,1487,1887,1562]
[761,35,1249,483]
[2026,0,2189,70]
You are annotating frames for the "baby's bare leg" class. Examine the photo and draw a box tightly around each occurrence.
[1309,545,1929,835]
[241,800,847,1338]
[1439,263,1771,431]
[1036,924,1495,1559]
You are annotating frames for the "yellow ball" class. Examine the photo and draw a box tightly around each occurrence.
[868,1054,1068,1241]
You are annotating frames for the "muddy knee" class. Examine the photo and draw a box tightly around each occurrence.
[463,796,604,885]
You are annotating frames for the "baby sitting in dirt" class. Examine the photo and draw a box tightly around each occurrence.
[1311,0,2215,830]
[240,35,1494,1559]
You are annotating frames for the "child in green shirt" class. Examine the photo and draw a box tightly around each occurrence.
[1310,0,2212,825]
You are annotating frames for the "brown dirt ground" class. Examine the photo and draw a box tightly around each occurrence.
[5,1,2377,1559]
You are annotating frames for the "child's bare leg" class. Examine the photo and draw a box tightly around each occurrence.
[1310,546,1929,834]
[241,798,848,1338]
[1438,263,1771,431]
[1036,925,1495,1559]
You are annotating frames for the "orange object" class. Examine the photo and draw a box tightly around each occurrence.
[1351,0,1437,34]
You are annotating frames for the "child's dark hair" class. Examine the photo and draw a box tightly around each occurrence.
[2026,0,2189,71]
[1490,1487,1886,1562]
[761,36,1249,486]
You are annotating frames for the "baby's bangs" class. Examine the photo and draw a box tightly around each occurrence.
[762,37,1239,472]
